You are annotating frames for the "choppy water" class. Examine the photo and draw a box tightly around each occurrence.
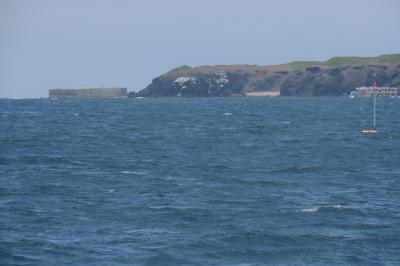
[1,97,400,265]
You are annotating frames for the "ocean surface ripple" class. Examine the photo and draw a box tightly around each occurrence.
[1,97,400,265]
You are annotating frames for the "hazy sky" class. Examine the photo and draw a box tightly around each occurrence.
[1,0,399,98]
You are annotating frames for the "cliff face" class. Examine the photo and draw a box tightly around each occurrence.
[129,54,400,97]
[281,64,400,96]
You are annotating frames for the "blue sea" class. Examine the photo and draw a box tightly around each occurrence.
[1,97,400,265]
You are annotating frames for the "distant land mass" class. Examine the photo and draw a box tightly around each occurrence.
[49,88,127,99]
[128,54,400,97]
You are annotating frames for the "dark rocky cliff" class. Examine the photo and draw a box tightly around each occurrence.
[281,64,400,96]
[129,54,400,97]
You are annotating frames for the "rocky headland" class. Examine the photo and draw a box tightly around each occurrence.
[128,54,400,97]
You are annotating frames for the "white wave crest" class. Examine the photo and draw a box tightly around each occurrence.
[301,204,351,213]
[121,171,148,175]
[301,207,319,213]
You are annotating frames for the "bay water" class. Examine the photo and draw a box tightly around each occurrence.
[1,97,399,265]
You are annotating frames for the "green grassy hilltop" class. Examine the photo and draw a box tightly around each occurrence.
[280,54,400,68]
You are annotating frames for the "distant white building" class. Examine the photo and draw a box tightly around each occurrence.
[349,86,399,97]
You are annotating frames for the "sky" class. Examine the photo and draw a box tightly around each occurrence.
[0,0,399,98]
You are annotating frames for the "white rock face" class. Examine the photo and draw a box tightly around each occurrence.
[214,72,229,88]
[174,76,196,90]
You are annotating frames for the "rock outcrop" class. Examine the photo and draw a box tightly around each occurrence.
[129,54,400,97]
